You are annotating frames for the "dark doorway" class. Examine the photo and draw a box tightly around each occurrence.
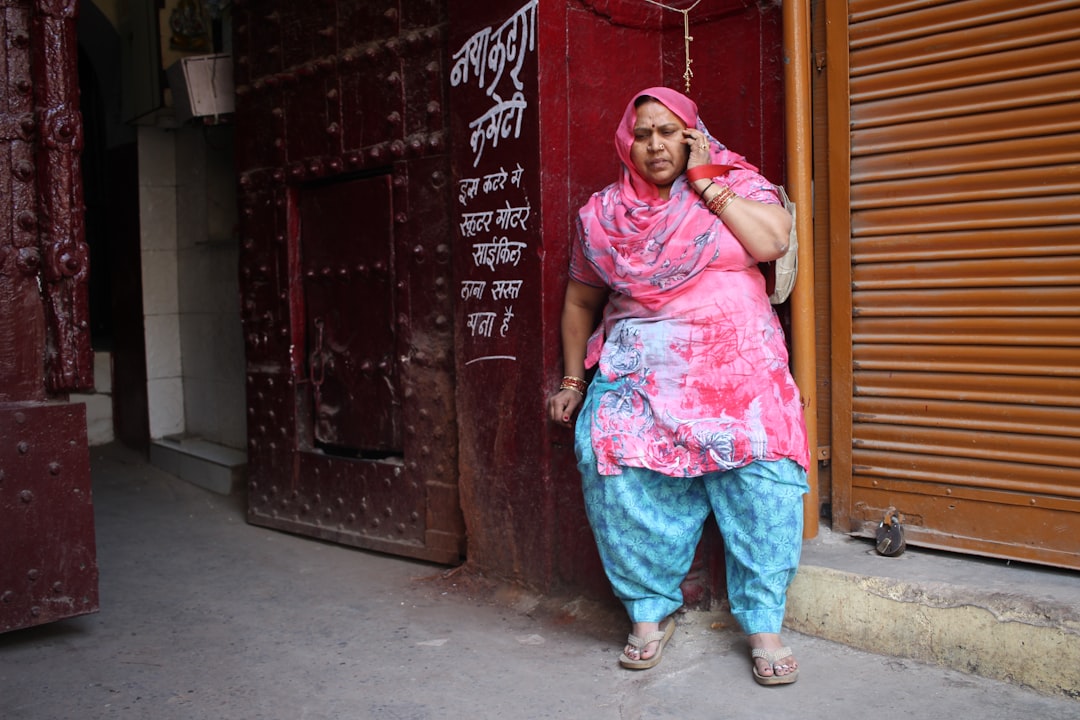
[78,7,149,451]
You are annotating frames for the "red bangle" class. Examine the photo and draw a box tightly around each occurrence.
[707,186,738,215]
[560,376,587,395]
[686,163,735,183]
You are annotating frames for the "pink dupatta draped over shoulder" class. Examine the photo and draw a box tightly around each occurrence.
[570,87,811,477]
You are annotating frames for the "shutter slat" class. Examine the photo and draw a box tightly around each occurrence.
[853,397,1080,437]
[853,69,1080,130]
[850,0,1071,48]
[851,286,1080,317]
[849,0,951,25]
[853,256,1080,289]
[852,135,1080,183]
[854,424,1080,470]
[851,450,1080,499]
[853,316,1080,346]
[851,164,1080,208]
[852,101,1080,156]
[852,196,1080,235]
[852,39,1080,103]
[853,227,1079,262]
[851,6,1080,76]
[856,371,1080,407]
[853,344,1080,376]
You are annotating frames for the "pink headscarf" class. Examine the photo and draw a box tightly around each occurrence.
[613,86,755,200]
[576,87,759,309]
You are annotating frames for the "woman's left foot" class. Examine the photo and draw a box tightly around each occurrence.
[748,633,798,685]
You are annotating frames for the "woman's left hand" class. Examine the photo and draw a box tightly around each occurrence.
[683,130,712,171]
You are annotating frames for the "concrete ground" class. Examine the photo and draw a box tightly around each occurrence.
[1,443,1078,720]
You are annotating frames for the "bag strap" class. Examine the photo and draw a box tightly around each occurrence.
[686,163,737,183]
[760,184,799,305]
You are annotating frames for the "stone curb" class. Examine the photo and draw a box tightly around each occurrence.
[785,563,1080,700]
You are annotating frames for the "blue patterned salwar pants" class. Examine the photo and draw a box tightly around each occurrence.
[575,408,809,635]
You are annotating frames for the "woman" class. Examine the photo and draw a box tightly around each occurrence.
[547,87,810,685]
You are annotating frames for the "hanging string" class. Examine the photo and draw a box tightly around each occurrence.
[643,0,704,93]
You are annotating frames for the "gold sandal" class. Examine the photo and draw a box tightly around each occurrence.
[618,617,675,670]
[751,646,799,686]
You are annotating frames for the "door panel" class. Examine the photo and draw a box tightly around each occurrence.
[300,176,400,453]
[0,404,98,633]
[0,3,98,632]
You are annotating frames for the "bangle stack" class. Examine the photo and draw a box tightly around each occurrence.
[706,185,738,216]
[560,375,587,395]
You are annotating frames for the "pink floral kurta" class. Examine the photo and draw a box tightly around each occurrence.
[571,170,810,478]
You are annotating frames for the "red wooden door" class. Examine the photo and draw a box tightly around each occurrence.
[1,0,99,633]
[235,1,465,564]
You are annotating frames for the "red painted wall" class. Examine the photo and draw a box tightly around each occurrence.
[450,0,785,600]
